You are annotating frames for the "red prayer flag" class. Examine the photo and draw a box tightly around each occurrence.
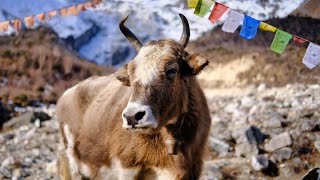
[60,8,68,16]
[293,35,308,44]
[209,2,229,23]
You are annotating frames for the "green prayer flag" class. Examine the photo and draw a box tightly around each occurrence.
[194,0,214,17]
[270,29,292,54]
[188,0,199,8]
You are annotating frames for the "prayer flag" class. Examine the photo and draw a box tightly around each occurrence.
[67,6,78,16]
[93,0,102,4]
[302,43,320,69]
[194,0,214,17]
[222,10,244,33]
[0,21,9,32]
[77,4,86,11]
[188,0,199,8]
[293,35,308,44]
[209,2,228,23]
[24,16,34,27]
[37,13,46,22]
[270,29,292,54]
[259,22,276,32]
[11,19,21,32]
[84,2,95,9]
[48,10,58,19]
[240,15,260,40]
[60,8,68,16]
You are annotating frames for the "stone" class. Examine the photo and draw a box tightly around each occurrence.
[301,120,317,132]
[257,83,267,92]
[315,141,320,153]
[208,137,230,154]
[271,147,292,162]
[241,96,256,108]
[262,117,282,128]
[1,157,21,170]
[264,132,292,152]
[3,111,51,129]
[224,102,239,114]
[202,161,223,180]
[251,155,269,171]
[46,160,58,174]
[235,140,259,158]
[245,126,266,145]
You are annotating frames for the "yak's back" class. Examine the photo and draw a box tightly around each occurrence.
[56,75,127,135]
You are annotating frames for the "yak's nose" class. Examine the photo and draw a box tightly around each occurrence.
[123,111,146,127]
[121,102,158,129]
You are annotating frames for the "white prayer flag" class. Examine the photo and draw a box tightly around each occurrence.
[222,10,244,33]
[302,43,320,69]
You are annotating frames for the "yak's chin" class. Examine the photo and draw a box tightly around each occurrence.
[122,125,161,134]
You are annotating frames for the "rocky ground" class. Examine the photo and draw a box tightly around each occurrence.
[0,83,319,179]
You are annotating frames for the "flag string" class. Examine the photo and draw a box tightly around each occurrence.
[0,0,102,33]
[188,0,320,69]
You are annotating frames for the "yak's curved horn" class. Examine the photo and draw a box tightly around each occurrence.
[119,15,143,52]
[178,14,190,48]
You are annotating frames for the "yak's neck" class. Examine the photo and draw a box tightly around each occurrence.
[166,77,200,144]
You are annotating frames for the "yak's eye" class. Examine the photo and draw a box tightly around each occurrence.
[166,68,178,79]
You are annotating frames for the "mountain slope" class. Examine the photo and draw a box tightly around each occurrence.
[0,0,305,65]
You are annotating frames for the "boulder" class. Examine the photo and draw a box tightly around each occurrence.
[264,132,292,152]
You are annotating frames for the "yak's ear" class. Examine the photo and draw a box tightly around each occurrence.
[185,53,209,75]
[116,64,130,86]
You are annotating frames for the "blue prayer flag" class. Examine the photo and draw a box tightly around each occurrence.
[240,15,260,40]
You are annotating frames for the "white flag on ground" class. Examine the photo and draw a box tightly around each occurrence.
[222,9,244,33]
[302,43,320,69]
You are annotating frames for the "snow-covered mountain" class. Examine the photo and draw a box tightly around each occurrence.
[0,0,305,65]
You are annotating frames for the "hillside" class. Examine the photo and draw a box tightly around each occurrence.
[0,27,114,106]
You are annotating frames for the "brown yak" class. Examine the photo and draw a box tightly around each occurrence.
[56,14,211,180]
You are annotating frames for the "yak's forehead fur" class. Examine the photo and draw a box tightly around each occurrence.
[132,39,187,85]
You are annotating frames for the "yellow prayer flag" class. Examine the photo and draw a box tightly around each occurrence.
[67,6,78,16]
[259,22,277,33]
[11,19,21,32]
[37,13,46,22]
[188,0,199,8]
[48,10,58,19]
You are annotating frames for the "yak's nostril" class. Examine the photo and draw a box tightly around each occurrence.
[135,111,146,121]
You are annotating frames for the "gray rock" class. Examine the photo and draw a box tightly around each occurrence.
[1,157,21,170]
[301,120,317,132]
[235,140,259,158]
[241,96,256,108]
[208,137,230,154]
[245,126,266,145]
[251,155,269,171]
[202,161,223,180]
[3,111,51,129]
[263,117,282,128]
[271,147,292,162]
[315,141,320,153]
[224,102,239,114]
[264,132,292,152]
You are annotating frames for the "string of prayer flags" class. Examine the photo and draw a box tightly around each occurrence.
[302,43,320,69]
[11,19,22,32]
[48,10,58,19]
[222,10,244,33]
[209,2,229,23]
[67,6,79,16]
[270,29,292,54]
[240,15,260,40]
[194,0,214,17]
[37,13,46,22]
[188,0,199,8]
[293,35,308,44]
[259,22,276,33]
[24,16,34,27]
[0,21,9,32]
